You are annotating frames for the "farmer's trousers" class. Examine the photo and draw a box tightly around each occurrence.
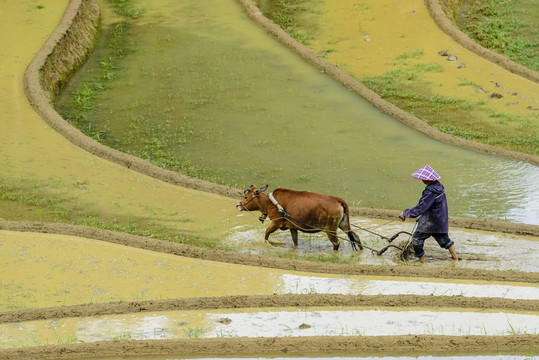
[412,231,454,258]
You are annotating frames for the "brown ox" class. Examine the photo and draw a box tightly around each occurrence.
[236,185,362,251]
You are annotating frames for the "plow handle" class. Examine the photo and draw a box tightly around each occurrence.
[388,231,412,243]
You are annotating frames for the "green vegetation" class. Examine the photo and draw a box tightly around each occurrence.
[0,175,224,250]
[361,57,538,155]
[457,0,539,71]
[259,1,538,156]
[255,0,316,45]
[0,175,371,265]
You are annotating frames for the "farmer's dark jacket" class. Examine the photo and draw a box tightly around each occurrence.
[403,181,449,233]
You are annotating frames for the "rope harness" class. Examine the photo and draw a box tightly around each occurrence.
[240,188,415,256]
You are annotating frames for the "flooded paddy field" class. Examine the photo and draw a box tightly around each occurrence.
[2,306,539,347]
[2,229,538,313]
[0,227,536,326]
[1,227,537,356]
[227,217,539,271]
[1,0,539,359]
[54,0,539,225]
[257,0,539,154]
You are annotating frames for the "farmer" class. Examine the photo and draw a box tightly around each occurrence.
[398,164,458,263]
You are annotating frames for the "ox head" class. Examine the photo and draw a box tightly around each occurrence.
[236,184,268,212]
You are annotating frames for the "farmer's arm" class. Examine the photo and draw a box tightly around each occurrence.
[400,190,436,219]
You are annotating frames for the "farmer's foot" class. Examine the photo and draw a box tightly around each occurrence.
[448,245,458,261]
[419,256,425,263]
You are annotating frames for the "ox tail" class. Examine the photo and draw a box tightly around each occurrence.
[340,202,362,250]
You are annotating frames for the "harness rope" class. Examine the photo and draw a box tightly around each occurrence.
[240,190,418,258]
[240,191,413,254]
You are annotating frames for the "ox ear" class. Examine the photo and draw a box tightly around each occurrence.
[260,184,269,192]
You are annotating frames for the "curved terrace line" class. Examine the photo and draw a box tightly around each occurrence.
[1,293,537,324]
[22,0,539,235]
[425,0,539,85]
[1,221,537,283]
[1,335,538,359]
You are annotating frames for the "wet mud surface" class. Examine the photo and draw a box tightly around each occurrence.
[1,0,539,358]
[1,336,538,360]
[1,223,538,357]
[1,221,538,283]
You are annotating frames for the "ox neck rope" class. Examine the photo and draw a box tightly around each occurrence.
[260,192,420,253]
[268,192,285,215]
[266,192,363,251]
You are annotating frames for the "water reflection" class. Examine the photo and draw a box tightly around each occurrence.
[277,274,539,300]
[2,308,538,347]
[227,217,539,272]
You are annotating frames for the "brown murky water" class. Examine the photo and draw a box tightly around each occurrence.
[228,216,539,271]
[54,0,539,225]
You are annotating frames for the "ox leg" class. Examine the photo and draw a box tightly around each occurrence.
[327,233,340,251]
[264,221,282,243]
[290,229,298,246]
[339,221,363,250]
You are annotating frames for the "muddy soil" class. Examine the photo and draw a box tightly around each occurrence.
[1,335,537,360]
[2,0,538,358]
[1,220,538,283]
[2,293,538,325]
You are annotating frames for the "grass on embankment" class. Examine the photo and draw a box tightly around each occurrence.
[361,51,538,155]
[456,0,539,72]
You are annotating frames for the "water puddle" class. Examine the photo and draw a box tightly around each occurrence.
[228,216,539,272]
[1,307,538,347]
[53,0,539,225]
[276,274,539,300]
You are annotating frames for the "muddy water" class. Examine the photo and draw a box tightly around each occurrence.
[2,230,538,312]
[1,307,538,347]
[228,217,539,271]
[54,0,539,225]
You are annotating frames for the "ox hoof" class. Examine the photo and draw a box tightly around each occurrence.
[266,239,285,247]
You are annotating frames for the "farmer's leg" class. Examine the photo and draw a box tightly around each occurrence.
[432,233,458,261]
[412,231,430,263]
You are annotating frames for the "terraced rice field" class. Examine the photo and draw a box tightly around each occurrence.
[0,0,537,359]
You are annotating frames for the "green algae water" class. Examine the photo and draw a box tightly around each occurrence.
[55,0,539,225]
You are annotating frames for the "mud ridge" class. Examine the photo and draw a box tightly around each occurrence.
[427,0,539,84]
[1,294,537,324]
[1,335,538,360]
[21,0,539,237]
[1,220,538,283]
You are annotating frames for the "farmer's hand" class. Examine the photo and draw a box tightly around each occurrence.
[398,211,406,221]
